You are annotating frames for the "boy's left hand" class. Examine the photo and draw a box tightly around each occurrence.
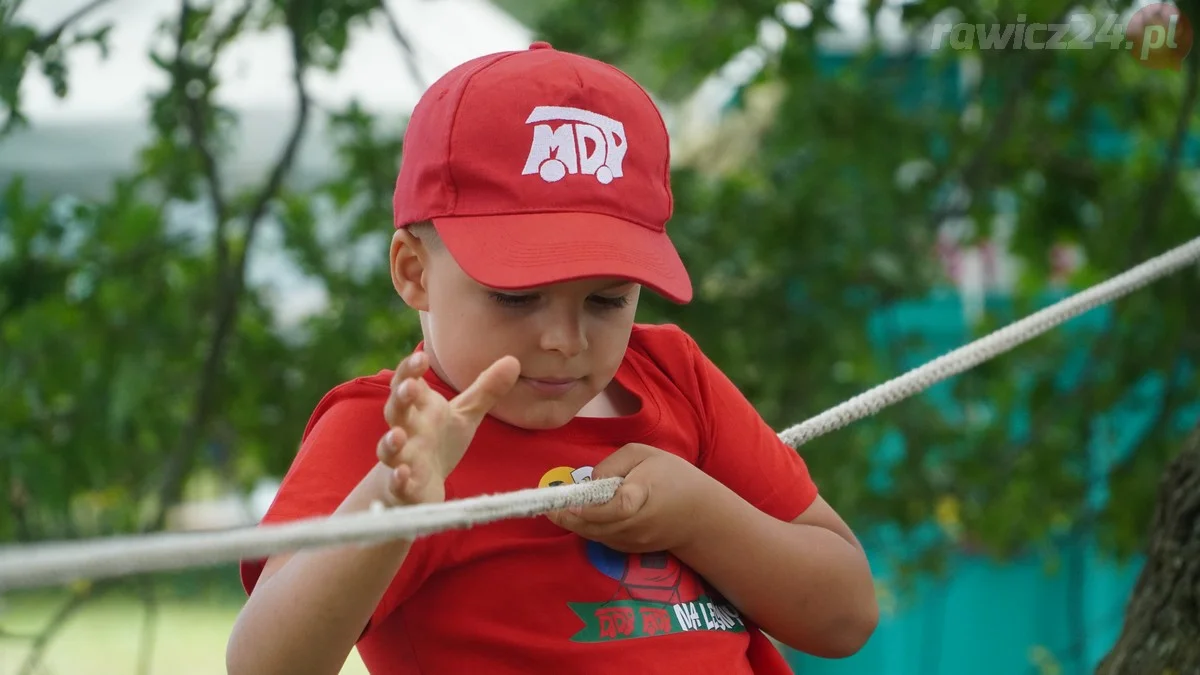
[546,443,715,554]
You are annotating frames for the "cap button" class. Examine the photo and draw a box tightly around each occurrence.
[529,41,553,50]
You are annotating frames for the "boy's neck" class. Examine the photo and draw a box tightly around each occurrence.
[577,378,640,418]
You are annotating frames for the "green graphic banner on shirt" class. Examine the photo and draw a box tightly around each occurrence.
[568,596,747,642]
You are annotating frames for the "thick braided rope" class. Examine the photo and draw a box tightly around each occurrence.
[778,235,1200,448]
[0,479,622,591]
[0,235,1197,591]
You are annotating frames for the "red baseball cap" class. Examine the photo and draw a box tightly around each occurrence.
[392,41,692,304]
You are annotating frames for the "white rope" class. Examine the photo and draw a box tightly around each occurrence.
[0,235,1197,592]
[778,235,1200,448]
[0,479,621,591]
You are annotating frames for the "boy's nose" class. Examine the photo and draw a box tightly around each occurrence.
[539,314,588,356]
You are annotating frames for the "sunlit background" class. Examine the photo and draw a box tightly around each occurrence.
[3,0,1198,673]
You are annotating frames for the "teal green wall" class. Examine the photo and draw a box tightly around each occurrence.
[785,541,1141,674]
[763,51,1198,672]
[781,289,1196,673]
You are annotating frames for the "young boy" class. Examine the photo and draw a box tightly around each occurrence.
[227,42,877,675]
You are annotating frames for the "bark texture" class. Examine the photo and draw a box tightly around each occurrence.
[1096,428,1200,675]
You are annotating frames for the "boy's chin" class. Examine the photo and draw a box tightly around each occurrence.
[488,398,584,431]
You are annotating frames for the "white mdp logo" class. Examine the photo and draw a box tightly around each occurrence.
[521,106,627,184]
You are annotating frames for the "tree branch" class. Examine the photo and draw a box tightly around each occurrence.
[1133,41,1200,260]
[143,6,313,532]
[16,581,116,675]
[1101,307,1195,482]
[1096,424,1200,674]
[173,0,253,235]
[173,1,230,237]
[925,3,1076,227]
[240,16,312,248]
[380,1,424,91]
[8,476,32,541]
[3,0,26,24]
[136,579,158,675]
[32,0,114,48]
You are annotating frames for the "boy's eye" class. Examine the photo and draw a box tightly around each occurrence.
[588,294,631,310]
[489,292,537,307]
[487,292,631,310]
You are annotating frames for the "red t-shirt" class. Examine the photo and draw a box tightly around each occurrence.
[241,323,819,674]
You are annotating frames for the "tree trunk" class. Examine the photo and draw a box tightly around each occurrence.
[1095,427,1200,675]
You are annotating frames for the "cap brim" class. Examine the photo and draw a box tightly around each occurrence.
[431,212,693,304]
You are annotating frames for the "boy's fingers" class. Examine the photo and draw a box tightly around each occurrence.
[547,509,623,541]
[546,509,588,534]
[388,464,413,499]
[389,351,427,389]
[591,443,655,481]
[405,455,429,494]
[572,482,647,524]
[385,352,430,423]
[408,376,437,412]
[452,356,521,420]
[384,380,413,426]
[385,374,434,426]
[376,427,406,466]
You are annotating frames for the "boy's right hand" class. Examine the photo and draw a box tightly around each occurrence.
[376,351,521,506]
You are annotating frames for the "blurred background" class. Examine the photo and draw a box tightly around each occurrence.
[2,0,1198,673]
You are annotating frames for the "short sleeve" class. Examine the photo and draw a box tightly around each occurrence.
[238,379,441,634]
[688,337,819,522]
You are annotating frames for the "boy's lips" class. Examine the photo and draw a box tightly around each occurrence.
[520,376,582,395]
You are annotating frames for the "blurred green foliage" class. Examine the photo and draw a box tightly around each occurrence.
[1,0,1198,594]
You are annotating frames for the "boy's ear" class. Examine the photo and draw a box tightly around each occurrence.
[390,228,430,311]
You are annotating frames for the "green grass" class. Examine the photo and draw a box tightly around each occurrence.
[0,590,369,675]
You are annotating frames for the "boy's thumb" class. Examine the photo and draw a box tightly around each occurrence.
[452,356,521,420]
[591,443,655,481]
